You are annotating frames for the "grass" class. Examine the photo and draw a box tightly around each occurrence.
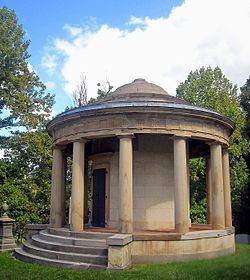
[0,245,249,280]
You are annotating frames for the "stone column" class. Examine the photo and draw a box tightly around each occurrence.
[173,137,189,234]
[186,140,191,227]
[50,146,66,228]
[61,155,67,225]
[210,142,225,229]
[118,135,133,234]
[206,158,212,224]
[222,147,232,228]
[70,141,85,232]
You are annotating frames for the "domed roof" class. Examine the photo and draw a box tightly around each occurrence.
[97,78,189,105]
[114,78,168,95]
[47,78,234,135]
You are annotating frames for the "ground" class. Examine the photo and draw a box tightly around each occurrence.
[0,245,249,280]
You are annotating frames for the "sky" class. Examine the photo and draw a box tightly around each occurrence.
[1,0,250,115]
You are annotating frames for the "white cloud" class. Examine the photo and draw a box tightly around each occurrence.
[63,24,82,37]
[50,0,250,99]
[41,53,58,75]
[45,81,56,90]
[128,16,150,26]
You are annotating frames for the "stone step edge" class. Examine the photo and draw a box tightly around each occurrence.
[14,248,106,270]
[38,233,107,248]
[48,227,114,238]
[23,241,107,260]
[31,235,108,252]
[40,230,107,243]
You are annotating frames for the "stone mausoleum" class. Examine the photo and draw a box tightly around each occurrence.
[15,78,235,270]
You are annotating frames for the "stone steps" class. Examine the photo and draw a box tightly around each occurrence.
[39,230,107,247]
[22,241,107,265]
[47,227,113,239]
[14,248,106,270]
[31,235,108,255]
[14,228,112,270]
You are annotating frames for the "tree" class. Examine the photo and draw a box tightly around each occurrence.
[0,7,55,238]
[64,77,113,111]
[240,76,250,136]
[97,79,113,98]
[0,7,54,130]
[177,66,250,232]
[88,79,113,104]
[0,131,53,239]
[72,75,88,107]
[237,76,250,234]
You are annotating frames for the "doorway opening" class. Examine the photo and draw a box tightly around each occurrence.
[92,168,106,227]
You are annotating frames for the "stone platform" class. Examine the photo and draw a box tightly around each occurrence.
[14,228,112,270]
[14,225,235,270]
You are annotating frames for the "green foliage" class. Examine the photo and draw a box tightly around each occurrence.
[0,7,54,129]
[0,131,53,239]
[190,198,207,224]
[177,66,247,152]
[0,160,7,184]
[189,158,207,223]
[0,7,54,238]
[240,77,250,127]
[238,77,250,233]
[177,66,250,231]
[0,181,42,240]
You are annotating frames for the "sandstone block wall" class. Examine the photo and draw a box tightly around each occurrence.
[109,135,175,230]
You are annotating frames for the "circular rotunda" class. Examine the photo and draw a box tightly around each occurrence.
[16,78,235,270]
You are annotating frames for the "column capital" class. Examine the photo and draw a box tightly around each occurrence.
[171,135,189,141]
[116,133,135,139]
[222,145,230,151]
[73,138,88,144]
[52,144,67,150]
[206,140,222,146]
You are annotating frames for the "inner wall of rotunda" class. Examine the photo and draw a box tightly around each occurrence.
[102,134,175,230]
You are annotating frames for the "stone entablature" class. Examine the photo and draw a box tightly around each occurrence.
[48,108,233,146]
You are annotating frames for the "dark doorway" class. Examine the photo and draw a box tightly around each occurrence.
[92,168,106,227]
